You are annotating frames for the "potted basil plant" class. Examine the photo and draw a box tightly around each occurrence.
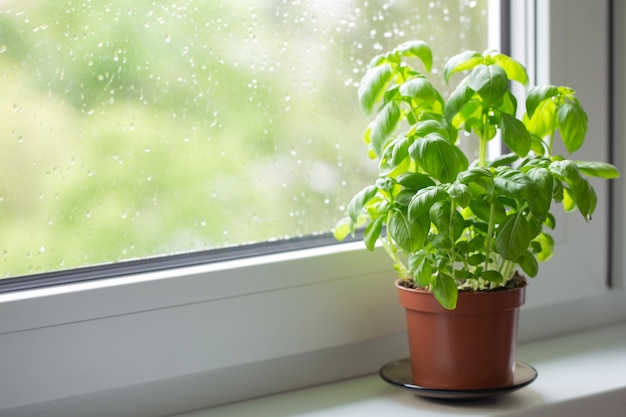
[334,41,620,391]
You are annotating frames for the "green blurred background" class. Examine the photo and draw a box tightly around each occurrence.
[0,0,487,277]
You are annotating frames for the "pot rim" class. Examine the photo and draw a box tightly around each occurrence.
[395,278,527,313]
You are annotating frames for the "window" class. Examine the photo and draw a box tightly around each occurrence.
[0,1,624,416]
[1,0,489,279]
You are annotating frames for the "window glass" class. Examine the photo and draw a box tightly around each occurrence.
[0,0,489,277]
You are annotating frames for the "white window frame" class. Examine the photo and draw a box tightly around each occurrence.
[1,1,625,416]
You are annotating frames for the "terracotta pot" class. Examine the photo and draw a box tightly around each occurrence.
[396,279,526,390]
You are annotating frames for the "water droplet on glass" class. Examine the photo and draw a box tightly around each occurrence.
[0,45,7,54]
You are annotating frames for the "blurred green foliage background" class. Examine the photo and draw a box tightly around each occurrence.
[0,0,487,277]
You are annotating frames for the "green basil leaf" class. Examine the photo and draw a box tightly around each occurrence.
[523,98,557,139]
[495,211,533,261]
[408,250,433,287]
[388,209,428,252]
[562,187,577,212]
[348,185,378,223]
[457,167,495,194]
[399,77,442,107]
[444,83,475,124]
[389,134,410,168]
[493,167,535,200]
[443,50,483,83]
[333,217,353,241]
[408,186,449,221]
[500,113,531,157]
[455,241,470,255]
[492,54,529,86]
[394,190,415,207]
[379,136,411,177]
[467,64,508,106]
[467,253,485,266]
[429,200,452,232]
[396,172,436,190]
[529,133,550,155]
[358,63,394,116]
[517,250,539,278]
[469,199,506,224]
[481,270,504,283]
[534,231,555,262]
[395,40,433,72]
[557,101,588,153]
[550,160,583,185]
[496,90,518,115]
[489,152,519,168]
[525,85,559,118]
[468,235,485,251]
[382,84,401,104]
[370,101,401,157]
[454,268,472,279]
[364,216,384,251]
[431,233,453,249]
[433,273,458,310]
[447,182,472,208]
[570,178,597,220]
[575,161,621,179]
[413,118,453,141]
[410,134,469,183]
[526,167,553,219]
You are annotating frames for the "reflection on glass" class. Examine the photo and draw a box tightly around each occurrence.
[0,0,488,277]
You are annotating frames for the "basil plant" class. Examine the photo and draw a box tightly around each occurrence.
[334,41,619,310]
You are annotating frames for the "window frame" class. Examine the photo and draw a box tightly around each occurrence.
[1,1,625,415]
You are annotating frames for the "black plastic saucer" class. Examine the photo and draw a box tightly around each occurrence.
[380,358,537,401]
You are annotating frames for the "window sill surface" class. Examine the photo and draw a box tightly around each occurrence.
[175,321,626,417]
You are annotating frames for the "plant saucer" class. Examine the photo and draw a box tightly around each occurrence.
[379,358,537,401]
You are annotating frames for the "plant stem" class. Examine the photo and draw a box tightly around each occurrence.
[449,199,457,280]
[383,211,410,279]
[483,198,496,273]
[502,260,515,284]
[397,66,422,125]
[479,137,488,168]
[479,112,489,168]
[548,109,558,155]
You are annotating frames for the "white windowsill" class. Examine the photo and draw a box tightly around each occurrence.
[175,321,626,417]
